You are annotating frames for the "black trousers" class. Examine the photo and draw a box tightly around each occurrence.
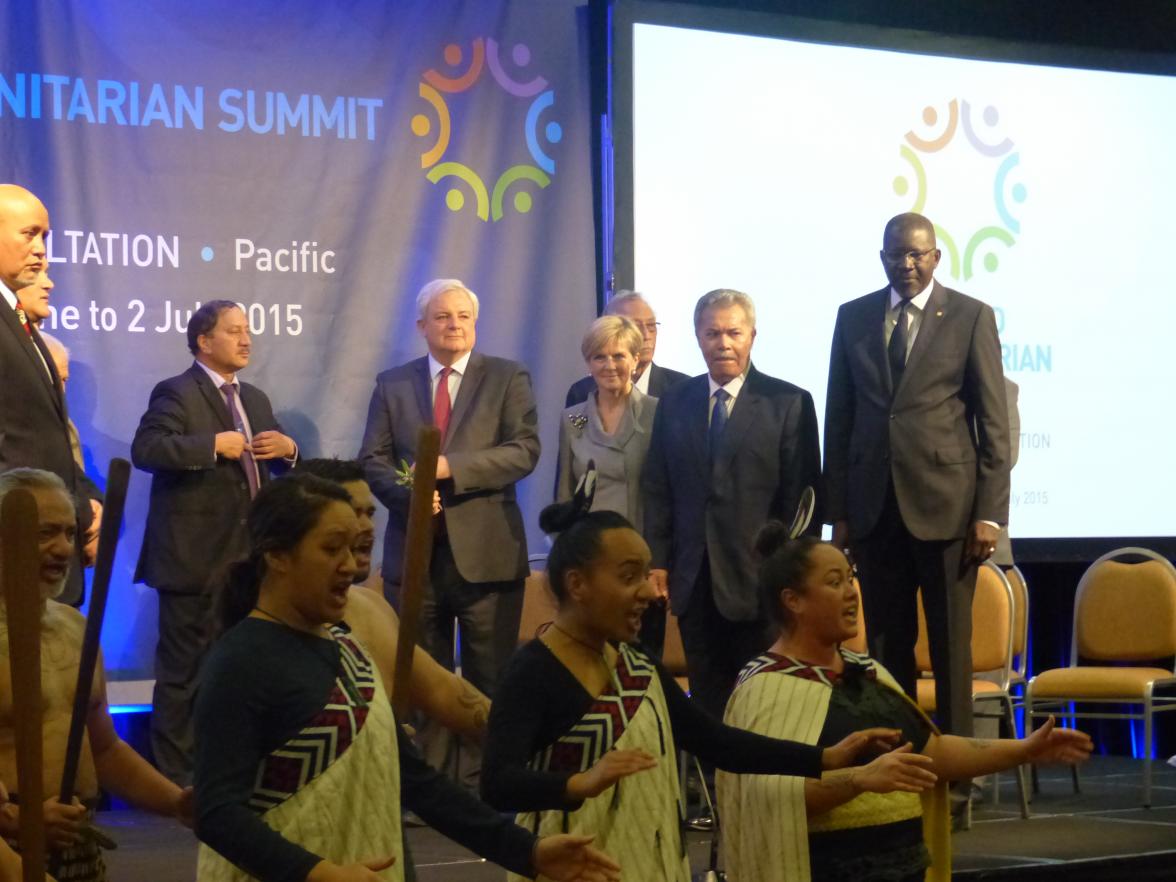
[151,589,216,786]
[386,538,524,789]
[677,558,771,723]
[851,482,977,738]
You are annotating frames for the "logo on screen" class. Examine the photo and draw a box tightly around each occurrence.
[892,100,1026,280]
[410,38,562,222]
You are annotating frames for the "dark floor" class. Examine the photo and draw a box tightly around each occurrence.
[100,755,1176,881]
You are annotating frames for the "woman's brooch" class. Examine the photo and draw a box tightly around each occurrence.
[567,412,588,430]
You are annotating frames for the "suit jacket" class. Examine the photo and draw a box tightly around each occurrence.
[824,282,1011,542]
[0,298,91,603]
[132,364,289,594]
[992,377,1019,566]
[555,386,657,530]
[642,365,822,621]
[565,362,689,408]
[359,352,540,586]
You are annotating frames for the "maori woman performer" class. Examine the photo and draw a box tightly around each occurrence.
[480,473,901,882]
[718,527,1093,882]
[193,474,621,882]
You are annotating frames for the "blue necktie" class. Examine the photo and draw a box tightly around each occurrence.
[709,388,730,462]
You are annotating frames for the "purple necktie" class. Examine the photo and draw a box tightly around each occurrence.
[221,383,259,498]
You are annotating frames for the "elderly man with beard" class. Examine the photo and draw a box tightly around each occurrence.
[0,468,191,882]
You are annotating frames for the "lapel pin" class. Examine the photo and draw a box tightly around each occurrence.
[935,310,944,317]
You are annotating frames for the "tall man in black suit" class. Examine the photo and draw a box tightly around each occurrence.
[565,291,688,406]
[0,184,96,606]
[643,289,822,723]
[824,212,1010,746]
[359,278,540,787]
[132,300,297,784]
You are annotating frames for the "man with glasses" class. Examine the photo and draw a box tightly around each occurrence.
[823,212,1010,821]
[565,291,688,406]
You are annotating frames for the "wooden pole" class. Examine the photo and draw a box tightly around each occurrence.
[2,488,47,882]
[391,427,440,720]
[59,458,131,804]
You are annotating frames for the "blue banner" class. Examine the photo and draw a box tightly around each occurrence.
[1,0,596,677]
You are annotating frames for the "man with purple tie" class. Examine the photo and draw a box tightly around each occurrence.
[132,300,297,785]
[360,278,540,790]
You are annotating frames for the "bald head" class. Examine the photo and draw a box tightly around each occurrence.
[0,185,50,292]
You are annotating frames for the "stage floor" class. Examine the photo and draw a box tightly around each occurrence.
[100,755,1175,880]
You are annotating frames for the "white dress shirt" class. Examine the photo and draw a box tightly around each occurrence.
[706,371,745,426]
[633,363,652,395]
[428,350,473,405]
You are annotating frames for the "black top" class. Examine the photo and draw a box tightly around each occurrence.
[480,640,825,812]
[194,618,536,882]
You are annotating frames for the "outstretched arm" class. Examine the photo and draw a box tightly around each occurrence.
[922,716,1092,782]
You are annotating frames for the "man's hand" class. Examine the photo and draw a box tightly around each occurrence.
[648,569,669,601]
[83,499,103,566]
[831,520,849,552]
[1021,716,1094,766]
[821,727,902,770]
[251,430,296,461]
[432,490,442,516]
[965,521,1000,562]
[214,431,248,461]
[435,455,451,480]
[533,834,622,882]
[566,749,657,801]
[41,797,87,849]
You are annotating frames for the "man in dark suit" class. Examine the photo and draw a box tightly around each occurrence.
[643,289,822,723]
[0,184,95,606]
[359,278,540,787]
[565,291,688,406]
[132,300,297,785]
[824,212,1010,746]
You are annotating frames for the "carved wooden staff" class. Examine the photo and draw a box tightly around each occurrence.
[58,458,131,804]
[391,427,441,720]
[2,488,47,882]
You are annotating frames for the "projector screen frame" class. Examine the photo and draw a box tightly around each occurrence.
[608,0,1176,562]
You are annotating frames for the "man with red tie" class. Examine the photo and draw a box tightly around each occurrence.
[132,300,297,785]
[0,184,96,606]
[360,278,540,789]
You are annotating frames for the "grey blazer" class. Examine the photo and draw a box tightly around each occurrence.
[555,387,657,530]
[359,351,540,586]
[824,281,1011,541]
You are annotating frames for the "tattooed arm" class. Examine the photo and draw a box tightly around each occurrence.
[922,716,1092,782]
[804,744,937,817]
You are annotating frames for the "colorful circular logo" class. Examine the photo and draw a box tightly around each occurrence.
[893,99,1026,280]
[410,38,562,222]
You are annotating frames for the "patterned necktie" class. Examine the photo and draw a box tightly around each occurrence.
[709,388,730,462]
[15,305,31,336]
[221,383,259,498]
[888,299,910,393]
[433,366,453,438]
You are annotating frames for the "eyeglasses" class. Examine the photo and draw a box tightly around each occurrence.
[882,248,937,265]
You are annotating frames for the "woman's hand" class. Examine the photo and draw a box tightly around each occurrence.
[533,834,621,882]
[306,855,396,882]
[820,727,902,770]
[1021,716,1094,766]
[566,749,657,801]
[852,742,937,793]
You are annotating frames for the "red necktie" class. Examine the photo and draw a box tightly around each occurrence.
[221,383,259,498]
[15,305,31,335]
[433,367,453,438]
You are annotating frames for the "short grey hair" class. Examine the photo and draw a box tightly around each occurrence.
[603,290,651,318]
[693,288,756,330]
[580,316,644,362]
[40,330,69,364]
[415,278,480,321]
[0,468,71,508]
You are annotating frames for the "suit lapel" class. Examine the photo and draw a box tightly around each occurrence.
[445,352,485,450]
[716,367,762,472]
[190,365,235,432]
[412,357,432,426]
[2,303,63,411]
[897,282,949,399]
[681,375,710,476]
[857,288,895,397]
[646,364,665,397]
